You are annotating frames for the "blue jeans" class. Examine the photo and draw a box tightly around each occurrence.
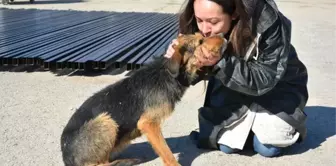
[219,135,285,157]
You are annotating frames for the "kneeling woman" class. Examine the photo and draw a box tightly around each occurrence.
[165,0,309,157]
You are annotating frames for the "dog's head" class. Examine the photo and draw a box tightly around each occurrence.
[167,32,226,80]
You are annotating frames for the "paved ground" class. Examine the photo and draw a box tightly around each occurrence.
[0,0,335,166]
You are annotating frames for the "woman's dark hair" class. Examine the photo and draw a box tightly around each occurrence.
[178,0,259,56]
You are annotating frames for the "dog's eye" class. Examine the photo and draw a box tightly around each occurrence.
[199,39,203,45]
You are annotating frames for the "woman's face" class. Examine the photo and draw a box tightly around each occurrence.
[193,0,236,37]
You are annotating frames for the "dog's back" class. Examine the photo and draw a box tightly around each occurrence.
[60,57,186,166]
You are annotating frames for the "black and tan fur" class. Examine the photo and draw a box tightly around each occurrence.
[60,32,225,166]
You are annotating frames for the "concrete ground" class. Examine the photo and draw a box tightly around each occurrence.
[0,0,335,166]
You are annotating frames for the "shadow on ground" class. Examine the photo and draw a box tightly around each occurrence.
[285,106,336,155]
[114,135,211,166]
[112,106,335,165]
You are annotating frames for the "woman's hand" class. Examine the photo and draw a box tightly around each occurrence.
[164,39,179,58]
[193,46,221,68]
[164,33,183,58]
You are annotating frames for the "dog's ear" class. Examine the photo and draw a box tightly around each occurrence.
[166,59,180,78]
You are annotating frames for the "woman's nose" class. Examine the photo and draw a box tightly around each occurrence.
[201,23,211,37]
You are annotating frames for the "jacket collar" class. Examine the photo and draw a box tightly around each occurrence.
[243,0,293,61]
[254,0,279,34]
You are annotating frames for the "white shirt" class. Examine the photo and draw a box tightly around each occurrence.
[217,108,300,150]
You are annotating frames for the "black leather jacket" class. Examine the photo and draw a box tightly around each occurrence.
[194,0,309,149]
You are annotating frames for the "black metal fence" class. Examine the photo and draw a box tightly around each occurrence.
[0,8,179,71]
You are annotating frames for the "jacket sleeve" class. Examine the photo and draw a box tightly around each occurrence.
[212,18,290,96]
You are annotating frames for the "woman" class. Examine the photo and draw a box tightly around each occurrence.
[165,0,309,158]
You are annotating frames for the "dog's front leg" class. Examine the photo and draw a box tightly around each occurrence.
[138,118,180,166]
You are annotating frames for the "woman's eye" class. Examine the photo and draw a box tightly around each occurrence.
[196,19,203,23]
[211,21,218,25]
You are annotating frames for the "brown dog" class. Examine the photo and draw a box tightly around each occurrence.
[60,32,225,166]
